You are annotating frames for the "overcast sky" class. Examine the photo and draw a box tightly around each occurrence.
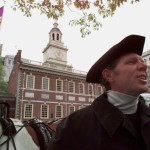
[0,0,150,72]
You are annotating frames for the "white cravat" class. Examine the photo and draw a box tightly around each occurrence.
[107,90,139,114]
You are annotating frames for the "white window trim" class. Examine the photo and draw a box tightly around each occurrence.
[55,105,63,119]
[56,79,63,92]
[79,83,85,94]
[40,104,49,119]
[97,86,102,95]
[26,74,35,89]
[88,84,93,95]
[68,81,75,93]
[24,103,33,119]
[42,77,49,91]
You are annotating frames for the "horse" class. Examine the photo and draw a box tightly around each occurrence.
[0,117,60,150]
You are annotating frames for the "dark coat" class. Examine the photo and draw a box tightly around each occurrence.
[48,93,150,150]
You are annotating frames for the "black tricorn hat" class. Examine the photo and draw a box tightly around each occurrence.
[86,35,145,84]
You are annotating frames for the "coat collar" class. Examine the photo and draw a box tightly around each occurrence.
[92,93,150,138]
[138,97,150,125]
[92,93,125,137]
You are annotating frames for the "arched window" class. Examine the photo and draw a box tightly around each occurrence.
[57,33,59,41]
[52,33,55,40]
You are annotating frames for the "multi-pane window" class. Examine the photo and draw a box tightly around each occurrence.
[97,86,102,95]
[79,83,84,94]
[24,104,33,119]
[68,81,75,93]
[26,75,35,89]
[55,105,63,118]
[42,77,49,90]
[41,104,49,119]
[88,84,93,95]
[68,106,75,115]
[56,79,63,92]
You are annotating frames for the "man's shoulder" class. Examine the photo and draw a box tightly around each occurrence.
[69,104,93,120]
[70,93,107,116]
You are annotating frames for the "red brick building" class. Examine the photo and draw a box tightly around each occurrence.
[8,22,103,121]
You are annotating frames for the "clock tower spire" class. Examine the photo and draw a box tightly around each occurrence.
[43,21,72,71]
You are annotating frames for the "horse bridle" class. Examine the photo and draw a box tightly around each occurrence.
[0,118,54,150]
[0,118,18,150]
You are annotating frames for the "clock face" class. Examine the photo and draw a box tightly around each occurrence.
[55,50,63,60]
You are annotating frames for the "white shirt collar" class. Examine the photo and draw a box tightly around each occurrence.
[107,90,139,114]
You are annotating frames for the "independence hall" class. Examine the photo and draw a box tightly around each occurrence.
[8,22,103,121]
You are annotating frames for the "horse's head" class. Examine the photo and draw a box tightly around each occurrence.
[0,118,37,150]
[0,118,56,150]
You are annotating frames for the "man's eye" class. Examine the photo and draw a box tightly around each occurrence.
[128,61,135,64]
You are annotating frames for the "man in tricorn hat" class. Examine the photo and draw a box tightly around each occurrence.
[48,35,150,150]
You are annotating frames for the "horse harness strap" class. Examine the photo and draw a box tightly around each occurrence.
[24,119,53,150]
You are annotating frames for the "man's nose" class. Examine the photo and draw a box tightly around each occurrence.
[138,61,147,70]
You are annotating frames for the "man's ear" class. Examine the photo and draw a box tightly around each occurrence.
[102,69,114,82]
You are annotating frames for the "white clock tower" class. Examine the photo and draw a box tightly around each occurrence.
[43,21,72,71]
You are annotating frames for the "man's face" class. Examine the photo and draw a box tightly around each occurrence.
[108,53,148,96]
